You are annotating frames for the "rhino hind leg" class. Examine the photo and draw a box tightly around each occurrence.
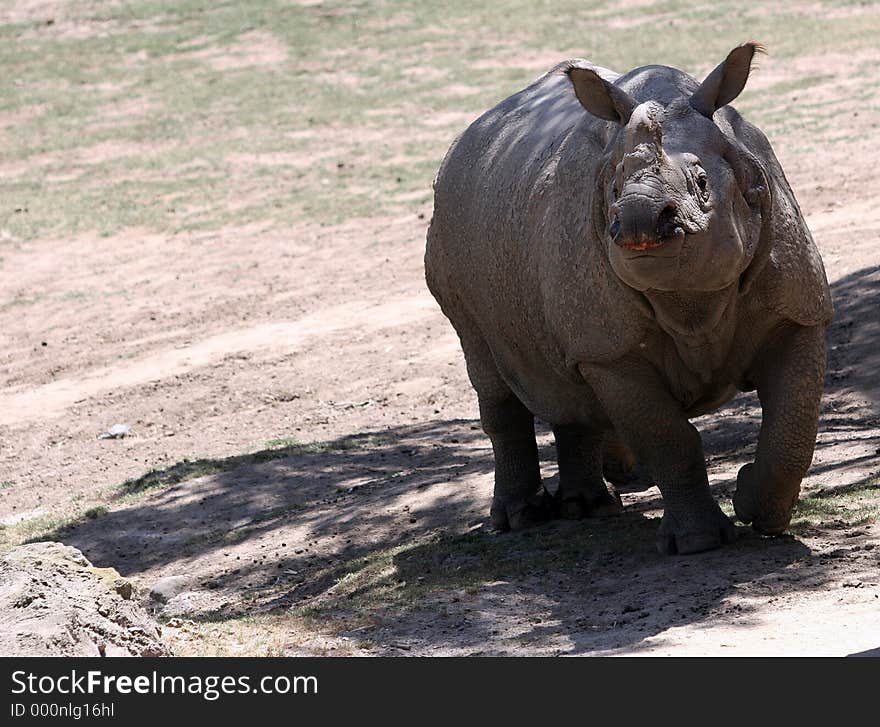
[454,324,552,531]
[553,424,622,518]
[481,393,554,531]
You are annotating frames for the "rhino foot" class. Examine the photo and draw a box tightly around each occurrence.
[490,488,555,531]
[733,463,796,536]
[656,503,736,555]
[557,489,623,519]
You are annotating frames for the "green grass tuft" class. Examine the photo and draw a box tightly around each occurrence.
[789,478,880,534]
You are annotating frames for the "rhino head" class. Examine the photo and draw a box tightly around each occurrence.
[567,43,771,294]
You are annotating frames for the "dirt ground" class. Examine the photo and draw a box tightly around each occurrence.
[1,1,879,655]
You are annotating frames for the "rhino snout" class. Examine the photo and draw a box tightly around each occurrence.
[611,197,683,251]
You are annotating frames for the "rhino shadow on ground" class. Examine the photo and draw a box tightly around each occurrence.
[387,519,814,655]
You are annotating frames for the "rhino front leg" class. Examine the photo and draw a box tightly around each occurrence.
[579,359,735,554]
[553,424,622,518]
[734,323,827,534]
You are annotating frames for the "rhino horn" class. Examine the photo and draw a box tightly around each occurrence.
[624,102,665,160]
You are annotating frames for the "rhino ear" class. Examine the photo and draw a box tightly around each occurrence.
[690,42,765,118]
[566,66,637,125]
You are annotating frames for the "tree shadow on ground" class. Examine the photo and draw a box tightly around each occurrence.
[41,265,879,655]
[848,647,880,657]
[47,415,838,655]
[49,419,493,574]
[695,264,880,498]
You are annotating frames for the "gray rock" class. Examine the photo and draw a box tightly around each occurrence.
[0,542,170,656]
[160,590,218,618]
[149,575,190,604]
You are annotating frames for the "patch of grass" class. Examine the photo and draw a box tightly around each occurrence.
[119,433,388,497]
[120,459,229,497]
[0,295,40,312]
[264,436,300,449]
[83,505,109,520]
[1,503,117,551]
[265,434,387,455]
[789,479,880,534]
[0,514,72,552]
[162,611,360,657]
[2,1,877,240]
[0,481,13,491]
[290,514,657,618]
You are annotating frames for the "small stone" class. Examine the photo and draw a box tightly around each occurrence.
[98,423,131,440]
[114,579,133,600]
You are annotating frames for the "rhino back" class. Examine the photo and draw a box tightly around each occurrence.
[426,62,671,384]
[427,61,598,293]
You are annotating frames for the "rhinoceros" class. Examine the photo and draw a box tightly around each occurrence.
[425,43,832,554]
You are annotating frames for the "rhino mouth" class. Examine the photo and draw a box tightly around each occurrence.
[609,206,688,255]
[618,237,668,252]
[615,228,687,259]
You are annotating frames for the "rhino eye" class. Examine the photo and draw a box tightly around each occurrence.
[696,172,708,194]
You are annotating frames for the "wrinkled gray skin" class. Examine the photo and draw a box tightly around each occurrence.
[425,44,832,554]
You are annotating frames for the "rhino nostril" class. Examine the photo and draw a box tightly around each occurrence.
[656,203,681,239]
[609,216,621,241]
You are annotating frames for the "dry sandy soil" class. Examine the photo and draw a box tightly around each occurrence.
[1,1,879,656]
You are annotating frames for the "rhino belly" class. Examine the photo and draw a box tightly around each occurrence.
[487,335,606,426]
